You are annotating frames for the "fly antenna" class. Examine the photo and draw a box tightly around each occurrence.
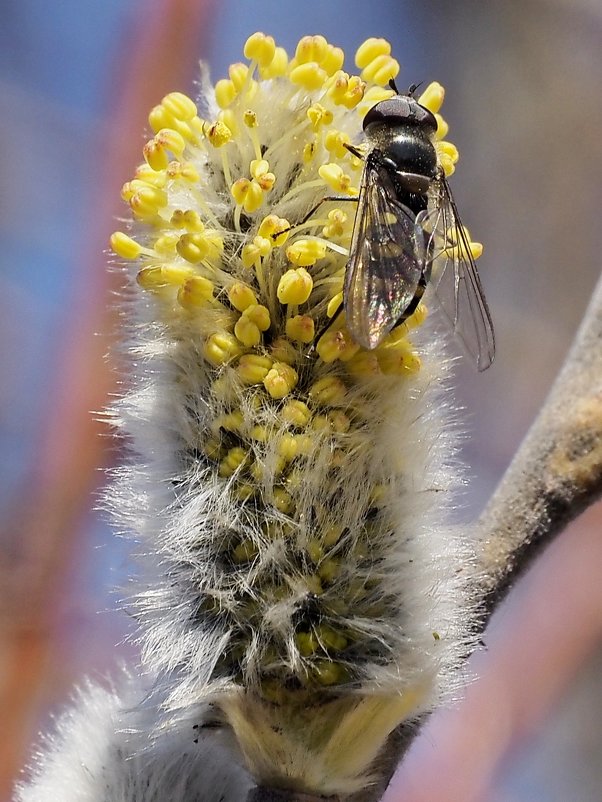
[407,81,424,96]
[388,77,400,94]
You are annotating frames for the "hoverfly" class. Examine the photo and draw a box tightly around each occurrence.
[343,82,495,371]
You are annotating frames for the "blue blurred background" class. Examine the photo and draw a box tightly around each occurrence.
[2,1,602,800]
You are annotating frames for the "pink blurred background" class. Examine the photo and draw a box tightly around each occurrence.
[1,1,601,800]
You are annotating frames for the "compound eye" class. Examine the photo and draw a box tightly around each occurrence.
[362,96,413,131]
[362,103,386,130]
[363,96,437,133]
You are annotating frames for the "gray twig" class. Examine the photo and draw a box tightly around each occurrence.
[476,269,602,616]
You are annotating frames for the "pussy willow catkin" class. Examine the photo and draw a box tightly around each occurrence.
[106,33,479,797]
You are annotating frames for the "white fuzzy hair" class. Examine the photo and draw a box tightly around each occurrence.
[105,317,475,793]
[14,671,252,802]
[21,42,482,798]
[103,63,478,794]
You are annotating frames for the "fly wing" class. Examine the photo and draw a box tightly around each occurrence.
[422,177,495,371]
[345,159,425,350]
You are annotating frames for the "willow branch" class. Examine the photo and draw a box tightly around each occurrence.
[477,269,602,617]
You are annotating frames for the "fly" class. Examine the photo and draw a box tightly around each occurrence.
[343,81,495,371]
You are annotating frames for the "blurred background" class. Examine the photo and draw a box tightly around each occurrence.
[1,1,601,800]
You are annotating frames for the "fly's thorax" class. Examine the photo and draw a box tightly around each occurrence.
[367,126,438,183]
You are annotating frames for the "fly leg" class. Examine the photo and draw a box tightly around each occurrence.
[270,194,359,242]
[271,142,364,241]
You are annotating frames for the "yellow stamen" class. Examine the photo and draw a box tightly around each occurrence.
[244,304,271,330]
[295,35,329,64]
[228,282,258,311]
[318,163,358,194]
[231,178,265,213]
[327,292,344,318]
[470,241,484,260]
[317,328,360,363]
[229,62,250,91]
[286,315,315,343]
[307,104,334,130]
[437,140,459,165]
[204,332,244,366]
[153,233,179,255]
[211,410,245,435]
[320,45,345,76]
[328,410,350,433]
[270,337,298,365]
[176,233,210,263]
[232,539,259,562]
[215,79,237,109]
[234,316,262,347]
[289,62,328,91]
[263,362,298,399]
[244,32,277,67]
[171,209,204,232]
[163,91,196,119]
[308,376,347,406]
[435,113,449,139]
[322,209,348,239]
[250,425,269,442]
[219,447,248,478]
[276,433,301,462]
[258,215,290,246]
[137,264,194,289]
[219,108,239,139]
[259,45,288,79]
[360,53,400,85]
[280,400,311,427]
[272,487,294,514]
[355,38,391,69]
[324,130,352,159]
[238,354,274,384]
[296,631,319,656]
[143,138,169,171]
[129,185,168,220]
[177,276,214,309]
[250,159,276,191]
[286,240,327,267]
[110,231,141,259]
[241,236,271,268]
[156,128,186,156]
[134,164,167,187]
[277,268,313,304]
[345,351,381,378]
[205,120,233,148]
[418,82,445,114]
[327,72,365,109]
[148,104,172,134]
[376,341,421,375]
[311,414,331,433]
[303,141,316,163]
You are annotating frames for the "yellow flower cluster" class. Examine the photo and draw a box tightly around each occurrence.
[110,32,469,696]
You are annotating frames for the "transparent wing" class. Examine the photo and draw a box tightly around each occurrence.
[421,177,495,371]
[345,160,425,350]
